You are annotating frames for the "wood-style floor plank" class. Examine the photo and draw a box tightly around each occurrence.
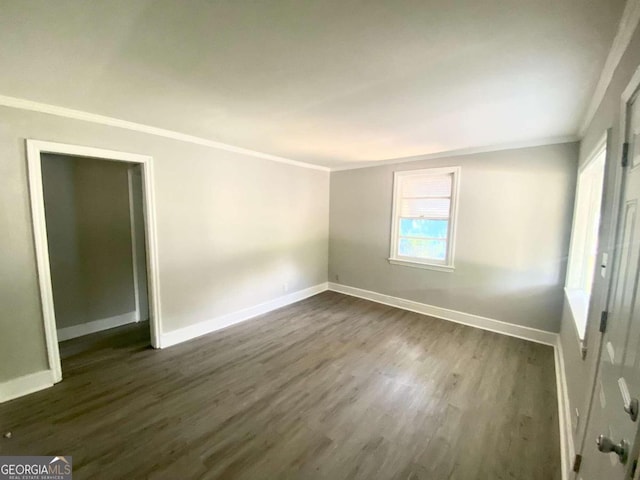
[0,291,560,479]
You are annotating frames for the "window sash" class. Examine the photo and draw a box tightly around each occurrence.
[390,167,460,269]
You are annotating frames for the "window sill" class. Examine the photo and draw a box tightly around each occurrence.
[564,287,589,345]
[388,258,455,272]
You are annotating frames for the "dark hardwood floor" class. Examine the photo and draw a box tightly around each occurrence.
[0,291,560,479]
[58,320,151,360]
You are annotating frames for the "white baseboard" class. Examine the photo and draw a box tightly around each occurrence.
[328,282,558,346]
[160,282,329,348]
[56,311,138,341]
[555,337,575,480]
[0,369,55,403]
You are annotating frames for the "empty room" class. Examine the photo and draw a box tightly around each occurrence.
[1,1,640,479]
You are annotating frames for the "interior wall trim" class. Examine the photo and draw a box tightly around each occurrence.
[160,282,329,348]
[329,136,579,172]
[0,94,584,173]
[0,94,330,172]
[0,369,55,404]
[56,311,138,342]
[328,282,558,345]
[579,0,640,136]
[555,337,575,480]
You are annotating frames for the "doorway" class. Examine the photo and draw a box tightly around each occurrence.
[27,140,162,384]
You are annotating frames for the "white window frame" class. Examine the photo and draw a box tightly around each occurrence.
[388,166,461,272]
[564,136,607,340]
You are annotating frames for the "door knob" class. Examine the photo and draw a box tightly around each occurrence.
[597,435,629,464]
[624,398,639,422]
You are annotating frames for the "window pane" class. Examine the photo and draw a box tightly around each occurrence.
[400,198,450,218]
[398,238,447,260]
[399,218,448,238]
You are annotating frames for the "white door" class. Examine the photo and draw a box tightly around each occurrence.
[579,86,640,479]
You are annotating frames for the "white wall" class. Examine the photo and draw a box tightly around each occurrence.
[40,155,85,329]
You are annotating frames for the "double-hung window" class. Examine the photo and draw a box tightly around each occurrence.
[389,166,460,271]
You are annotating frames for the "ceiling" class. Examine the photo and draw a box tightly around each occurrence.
[0,0,626,168]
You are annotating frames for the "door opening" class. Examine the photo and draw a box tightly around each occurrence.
[27,140,162,384]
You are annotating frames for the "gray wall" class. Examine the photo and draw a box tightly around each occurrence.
[560,22,640,453]
[75,157,135,324]
[329,143,578,332]
[0,107,329,383]
[42,154,136,329]
[40,155,85,329]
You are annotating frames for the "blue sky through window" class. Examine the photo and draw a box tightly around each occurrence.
[399,218,448,238]
[398,238,446,260]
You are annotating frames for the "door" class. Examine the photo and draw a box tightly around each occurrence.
[579,86,640,479]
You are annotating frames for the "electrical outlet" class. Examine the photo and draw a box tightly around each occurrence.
[335,274,340,282]
[283,283,289,293]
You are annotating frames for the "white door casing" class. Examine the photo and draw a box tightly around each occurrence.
[26,140,163,383]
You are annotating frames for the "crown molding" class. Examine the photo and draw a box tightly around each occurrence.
[579,0,640,136]
[0,93,583,173]
[329,135,579,172]
[0,94,330,172]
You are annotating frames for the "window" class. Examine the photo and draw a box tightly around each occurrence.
[565,140,606,339]
[389,166,460,271]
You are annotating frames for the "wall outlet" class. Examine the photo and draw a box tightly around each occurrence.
[283,283,289,293]
[335,274,340,282]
